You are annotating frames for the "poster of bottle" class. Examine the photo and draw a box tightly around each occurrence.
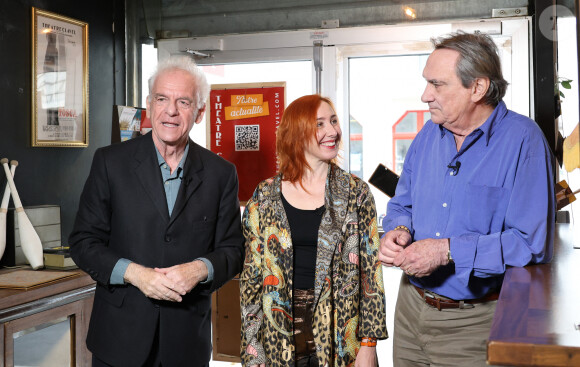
[207,82,285,203]
[31,7,88,147]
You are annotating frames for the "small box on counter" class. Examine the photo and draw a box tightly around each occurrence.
[43,246,77,270]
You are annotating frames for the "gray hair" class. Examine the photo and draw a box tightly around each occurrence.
[432,32,508,106]
[148,56,210,110]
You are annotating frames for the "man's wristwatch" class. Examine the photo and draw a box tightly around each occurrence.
[394,225,410,233]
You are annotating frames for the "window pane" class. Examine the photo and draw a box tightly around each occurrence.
[395,112,417,133]
[141,43,158,107]
[350,116,363,177]
[349,54,429,220]
[394,139,413,173]
[13,316,71,367]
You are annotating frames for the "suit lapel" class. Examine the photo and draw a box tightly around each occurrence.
[169,140,203,226]
[133,134,170,221]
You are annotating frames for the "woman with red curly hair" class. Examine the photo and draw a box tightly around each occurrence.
[240,95,388,367]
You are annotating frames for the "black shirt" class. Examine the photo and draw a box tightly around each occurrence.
[281,194,325,290]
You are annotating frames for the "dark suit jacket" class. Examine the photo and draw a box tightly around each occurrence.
[69,133,244,367]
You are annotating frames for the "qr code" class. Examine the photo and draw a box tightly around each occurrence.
[235,125,260,151]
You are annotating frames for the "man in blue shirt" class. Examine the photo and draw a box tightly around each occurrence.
[379,32,555,366]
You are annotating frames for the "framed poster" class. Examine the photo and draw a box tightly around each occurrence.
[31,7,88,147]
[207,82,286,203]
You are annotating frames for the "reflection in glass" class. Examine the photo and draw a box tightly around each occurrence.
[395,112,417,133]
[40,32,67,126]
[13,316,72,367]
[395,139,413,174]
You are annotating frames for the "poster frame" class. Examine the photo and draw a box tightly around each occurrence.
[31,7,89,147]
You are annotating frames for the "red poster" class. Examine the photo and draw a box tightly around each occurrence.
[207,83,285,203]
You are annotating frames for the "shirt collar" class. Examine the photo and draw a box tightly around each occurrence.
[438,101,507,146]
[479,100,507,145]
[155,143,189,173]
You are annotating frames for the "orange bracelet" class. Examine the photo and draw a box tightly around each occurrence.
[360,337,377,347]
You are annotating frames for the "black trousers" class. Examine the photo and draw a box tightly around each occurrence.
[91,311,211,367]
[93,353,209,367]
[91,329,161,367]
[296,354,319,367]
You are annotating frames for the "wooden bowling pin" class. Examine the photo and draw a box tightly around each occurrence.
[1,158,44,269]
[0,160,17,261]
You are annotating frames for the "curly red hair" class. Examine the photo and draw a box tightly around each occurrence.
[276,95,339,184]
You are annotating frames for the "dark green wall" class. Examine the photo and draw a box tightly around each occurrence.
[0,0,125,247]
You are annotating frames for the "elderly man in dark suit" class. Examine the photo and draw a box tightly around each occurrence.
[70,56,244,367]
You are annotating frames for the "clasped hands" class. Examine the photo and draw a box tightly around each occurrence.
[124,260,208,302]
[378,229,449,277]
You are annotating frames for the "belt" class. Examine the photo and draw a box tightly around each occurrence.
[413,285,499,311]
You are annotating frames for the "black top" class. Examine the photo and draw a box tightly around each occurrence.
[281,193,325,290]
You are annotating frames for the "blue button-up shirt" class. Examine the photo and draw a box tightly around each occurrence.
[157,144,188,216]
[384,101,555,300]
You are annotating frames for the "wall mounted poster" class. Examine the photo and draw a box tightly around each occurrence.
[31,7,88,147]
[207,83,285,204]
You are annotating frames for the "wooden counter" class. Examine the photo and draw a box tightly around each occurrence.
[488,223,580,366]
[0,268,95,367]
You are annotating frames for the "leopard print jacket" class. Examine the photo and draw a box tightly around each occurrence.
[240,164,388,367]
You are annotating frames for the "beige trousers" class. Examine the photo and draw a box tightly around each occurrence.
[393,275,499,367]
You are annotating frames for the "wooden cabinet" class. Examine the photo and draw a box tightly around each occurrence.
[0,269,95,367]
